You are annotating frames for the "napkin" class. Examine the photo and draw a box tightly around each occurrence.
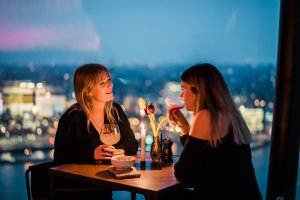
[108,166,141,179]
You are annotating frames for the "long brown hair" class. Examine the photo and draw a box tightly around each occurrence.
[71,63,118,130]
[181,63,251,146]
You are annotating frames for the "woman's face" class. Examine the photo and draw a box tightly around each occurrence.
[180,81,197,112]
[88,73,114,103]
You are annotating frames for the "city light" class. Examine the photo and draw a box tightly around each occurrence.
[0,65,275,163]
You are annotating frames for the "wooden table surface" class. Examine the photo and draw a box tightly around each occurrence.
[49,155,182,200]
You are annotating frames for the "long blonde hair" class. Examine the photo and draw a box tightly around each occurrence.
[181,63,252,146]
[71,63,118,130]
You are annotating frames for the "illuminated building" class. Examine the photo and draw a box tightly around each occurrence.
[2,81,66,118]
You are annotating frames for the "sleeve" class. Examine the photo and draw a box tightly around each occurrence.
[54,113,94,165]
[180,134,188,145]
[174,136,206,185]
[54,115,75,165]
[114,103,138,155]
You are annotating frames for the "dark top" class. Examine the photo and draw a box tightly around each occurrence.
[54,102,138,165]
[175,131,262,200]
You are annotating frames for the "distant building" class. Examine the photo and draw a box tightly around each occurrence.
[36,95,65,117]
[1,81,66,118]
[239,107,264,134]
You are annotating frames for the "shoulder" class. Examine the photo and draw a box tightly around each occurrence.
[189,109,211,140]
[60,105,86,123]
[113,102,126,115]
[113,102,122,110]
[193,109,211,124]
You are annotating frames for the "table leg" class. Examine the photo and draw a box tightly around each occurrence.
[144,194,157,200]
[152,193,159,200]
[144,194,150,200]
[49,174,55,200]
[131,192,136,200]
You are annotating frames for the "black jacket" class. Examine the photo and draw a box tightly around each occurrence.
[175,131,262,200]
[54,102,138,165]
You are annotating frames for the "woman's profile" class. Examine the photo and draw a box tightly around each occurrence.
[169,63,262,200]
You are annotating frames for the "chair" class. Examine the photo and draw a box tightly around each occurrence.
[25,161,55,200]
[25,161,113,200]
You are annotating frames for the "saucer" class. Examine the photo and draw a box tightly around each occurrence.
[108,166,141,179]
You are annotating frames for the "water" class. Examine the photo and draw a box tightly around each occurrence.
[0,163,28,199]
[252,145,271,198]
[0,145,299,200]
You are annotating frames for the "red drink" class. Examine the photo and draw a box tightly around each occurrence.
[165,97,185,113]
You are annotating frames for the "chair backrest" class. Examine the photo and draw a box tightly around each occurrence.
[25,161,55,200]
[25,161,112,199]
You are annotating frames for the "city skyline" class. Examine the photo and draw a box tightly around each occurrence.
[0,0,280,66]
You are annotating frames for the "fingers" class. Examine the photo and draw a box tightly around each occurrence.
[94,145,116,160]
[102,146,116,152]
[113,149,125,155]
[98,144,115,152]
[103,152,114,156]
[170,110,190,134]
[168,110,178,125]
[94,151,114,160]
[99,144,114,149]
[168,109,188,127]
[171,110,184,122]
[98,151,114,156]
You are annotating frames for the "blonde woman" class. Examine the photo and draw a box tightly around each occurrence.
[169,63,262,200]
[54,63,138,199]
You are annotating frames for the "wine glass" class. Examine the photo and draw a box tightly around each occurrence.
[165,97,185,112]
[100,124,121,145]
[165,97,185,132]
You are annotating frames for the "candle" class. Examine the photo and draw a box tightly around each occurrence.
[141,123,146,162]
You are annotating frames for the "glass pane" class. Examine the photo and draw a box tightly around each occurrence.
[0,0,292,199]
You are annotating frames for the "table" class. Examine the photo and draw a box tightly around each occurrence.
[49,155,182,200]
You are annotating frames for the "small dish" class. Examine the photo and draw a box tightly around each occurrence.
[111,155,136,170]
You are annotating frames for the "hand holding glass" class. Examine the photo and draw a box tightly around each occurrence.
[165,97,185,131]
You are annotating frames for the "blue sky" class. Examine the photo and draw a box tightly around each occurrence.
[0,0,280,66]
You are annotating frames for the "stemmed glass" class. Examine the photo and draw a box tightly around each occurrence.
[100,124,121,145]
[165,97,185,132]
[165,97,185,112]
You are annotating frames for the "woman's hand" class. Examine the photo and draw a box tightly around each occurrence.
[94,144,116,160]
[168,109,190,136]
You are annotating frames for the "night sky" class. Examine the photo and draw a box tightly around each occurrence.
[0,0,280,66]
